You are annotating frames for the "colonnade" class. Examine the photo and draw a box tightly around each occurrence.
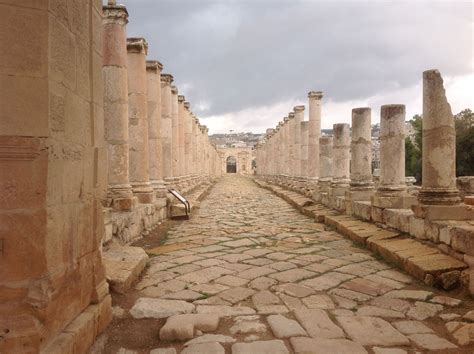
[256,70,468,219]
[103,2,221,211]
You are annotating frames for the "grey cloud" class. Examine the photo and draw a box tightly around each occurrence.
[121,0,472,117]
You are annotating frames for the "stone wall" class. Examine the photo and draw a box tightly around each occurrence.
[218,147,255,174]
[0,0,111,352]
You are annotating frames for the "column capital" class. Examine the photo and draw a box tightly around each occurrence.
[178,95,185,103]
[288,112,295,119]
[308,91,323,99]
[184,102,190,109]
[103,5,128,25]
[283,116,289,122]
[161,73,174,84]
[293,105,305,112]
[146,60,163,72]
[127,37,148,55]
[170,85,178,95]
[352,107,371,115]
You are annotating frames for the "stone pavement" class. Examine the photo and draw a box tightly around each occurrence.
[105,175,474,353]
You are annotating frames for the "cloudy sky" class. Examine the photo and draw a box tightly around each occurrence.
[120,0,473,134]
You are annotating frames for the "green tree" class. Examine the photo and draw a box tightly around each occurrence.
[455,109,474,176]
[405,114,422,183]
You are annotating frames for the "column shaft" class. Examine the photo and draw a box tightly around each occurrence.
[308,91,323,179]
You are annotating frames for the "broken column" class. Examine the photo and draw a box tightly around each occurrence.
[170,85,179,179]
[414,69,472,220]
[308,91,323,183]
[178,95,186,180]
[301,121,309,179]
[314,136,333,202]
[329,123,351,206]
[160,74,173,179]
[103,5,137,211]
[372,104,415,210]
[293,106,304,178]
[146,60,166,198]
[345,108,374,212]
[127,38,154,203]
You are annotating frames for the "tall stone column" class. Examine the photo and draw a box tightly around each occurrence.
[184,101,192,176]
[160,74,173,178]
[301,121,309,178]
[330,123,351,197]
[146,60,166,198]
[103,5,136,210]
[127,38,154,203]
[178,95,186,178]
[419,69,460,205]
[414,70,472,220]
[288,112,296,177]
[191,115,198,177]
[293,106,304,177]
[308,91,323,181]
[372,104,413,209]
[319,136,333,191]
[346,108,374,209]
[283,117,290,176]
[170,85,179,177]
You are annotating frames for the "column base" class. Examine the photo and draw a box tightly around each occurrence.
[412,204,474,221]
[112,196,138,211]
[372,193,418,209]
[345,188,374,215]
[131,183,155,204]
[418,188,461,205]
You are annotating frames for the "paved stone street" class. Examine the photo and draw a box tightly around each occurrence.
[105,175,473,353]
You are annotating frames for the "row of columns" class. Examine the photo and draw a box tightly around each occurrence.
[103,3,221,211]
[256,69,465,215]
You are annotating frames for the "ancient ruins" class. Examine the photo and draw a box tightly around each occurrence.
[1,1,473,353]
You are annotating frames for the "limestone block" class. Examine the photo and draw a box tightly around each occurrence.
[159,314,220,341]
[409,216,427,240]
[103,246,149,294]
[352,201,372,221]
[130,298,195,319]
[451,224,474,256]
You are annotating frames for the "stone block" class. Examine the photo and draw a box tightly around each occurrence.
[451,224,474,256]
[405,253,467,284]
[352,201,372,221]
[371,206,384,223]
[409,216,427,240]
[412,204,474,221]
[103,246,149,294]
[159,314,220,341]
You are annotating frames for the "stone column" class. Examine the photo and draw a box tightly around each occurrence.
[191,115,198,178]
[301,121,309,178]
[160,74,173,178]
[170,85,179,177]
[283,117,290,177]
[420,69,460,205]
[127,38,154,203]
[178,95,186,178]
[293,106,304,177]
[346,107,374,207]
[314,136,333,202]
[414,70,472,220]
[146,60,166,198]
[372,104,413,209]
[330,123,351,197]
[103,5,136,210]
[184,101,192,177]
[288,112,295,178]
[308,91,323,181]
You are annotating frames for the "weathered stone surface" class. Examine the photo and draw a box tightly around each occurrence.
[356,306,405,318]
[290,337,368,354]
[238,266,276,280]
[269,268,316,282]
[372,348,406,354]
[196,305,256,316]
[159,314,220,340]
[150,349,177,354]
[103,246,149,294]
[408,333,457,350]
[336,316,410,346]
[406,301,443,320]
[252,290,281,306]
[230,321,267,335]
[294,309,344,338]
[302,294,335,309]
[190,283,229,295]
[273,283,314,298]
[385,290,433,301]
[161,290,203,301]
[267,314,307,338]
[215,275,249,287]
[231,340,289,354]
[452,323,474,346]
[300,272,353,291]
[184,334,236,346]
[248,277,278,290]
[219,287,256,304]
[181,342,225,354]
[130,298,195,319]
[393,320,434,335]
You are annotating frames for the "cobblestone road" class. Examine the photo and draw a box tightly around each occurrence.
[106,175,473,353]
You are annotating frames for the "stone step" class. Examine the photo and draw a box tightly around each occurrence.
[170,182,213,218]
[103,246,149,294]
[257,179,468,291]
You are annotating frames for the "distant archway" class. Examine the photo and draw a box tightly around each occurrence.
[226,156,237,173]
